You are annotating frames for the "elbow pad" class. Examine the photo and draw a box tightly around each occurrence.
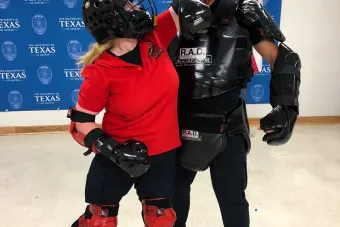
[270,43,301,113]
[178,0,213,40]
[67,107,116,156]
[67,107,120,157]
[236,0,285,45]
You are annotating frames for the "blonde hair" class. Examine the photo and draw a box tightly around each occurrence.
[76,40,115,72]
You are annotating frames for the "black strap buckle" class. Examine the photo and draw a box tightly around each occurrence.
[67,107,73,119]
[83,148,92,156]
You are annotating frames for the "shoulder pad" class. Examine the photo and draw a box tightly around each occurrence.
[237,0,286,43]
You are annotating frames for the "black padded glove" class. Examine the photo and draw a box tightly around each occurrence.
[94,134,150,177]
[113,139,149,165]
[260,105,298,146]
[177,0,213,40]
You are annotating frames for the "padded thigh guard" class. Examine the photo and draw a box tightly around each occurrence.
[236,0,286,44]
[178,98,251,171]
[225,98,251,154]
[142,198,176,227]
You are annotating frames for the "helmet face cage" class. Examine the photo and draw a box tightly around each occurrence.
[119,0,157,33]
[128,0,158,17]
[82,0,158,44]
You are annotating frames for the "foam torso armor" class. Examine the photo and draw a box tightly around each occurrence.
[173,0,253,100]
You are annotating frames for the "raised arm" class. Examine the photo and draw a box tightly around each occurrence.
[153,8,179,49]
[170,0,212,39]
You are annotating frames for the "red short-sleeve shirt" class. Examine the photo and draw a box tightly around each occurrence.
[78,10,180,156]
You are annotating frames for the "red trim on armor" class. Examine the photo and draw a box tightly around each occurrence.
[251,55,260,74]
[142,199,176,227]
[70,121,86,147]
[92,144,99,154]
[260,28,264,36]
[78,205,118,227]
[89,204,118,216]
[69,121,99,154]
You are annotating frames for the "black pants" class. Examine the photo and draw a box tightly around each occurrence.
[172,134,249,227]
[84,149,176,208]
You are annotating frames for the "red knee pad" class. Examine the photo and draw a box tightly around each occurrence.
[142,198,176,227]
[76,204,118,227]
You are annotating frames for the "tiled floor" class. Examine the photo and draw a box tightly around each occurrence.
[0,125,339,227]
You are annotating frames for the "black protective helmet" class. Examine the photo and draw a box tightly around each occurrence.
[82,0,158,44]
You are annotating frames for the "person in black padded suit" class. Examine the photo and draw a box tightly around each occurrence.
[168,0,302,226]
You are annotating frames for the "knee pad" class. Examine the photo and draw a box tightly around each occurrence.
[142,198,176,227]
[72,204,118,227]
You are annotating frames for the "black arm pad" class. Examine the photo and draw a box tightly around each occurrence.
[82,128,118,156]
[270,43,301,112]
[84,128,105,148]
[93,132,119,158]
[67,107,96,123]
[84,128,150,177]
[94,135,150,177]
[236,0,286,45]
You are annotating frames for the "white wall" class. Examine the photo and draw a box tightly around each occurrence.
[0,0,339,127]
[279,0,340,117]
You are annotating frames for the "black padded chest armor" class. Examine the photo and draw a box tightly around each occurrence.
[173,0,254,99]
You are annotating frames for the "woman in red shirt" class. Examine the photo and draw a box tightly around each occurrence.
[67,0,211,226]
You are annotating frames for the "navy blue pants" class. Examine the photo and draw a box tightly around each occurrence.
[172,134,250,227]
[85,149,177,205]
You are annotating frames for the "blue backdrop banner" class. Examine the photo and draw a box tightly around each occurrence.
[0,0,282,112]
